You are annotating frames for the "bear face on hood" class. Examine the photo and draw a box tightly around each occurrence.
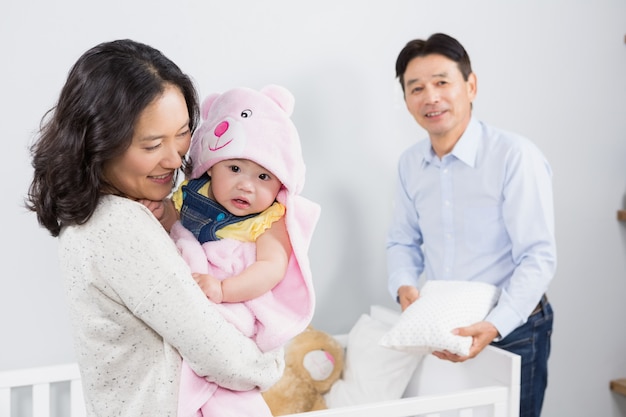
[189,84,306,200]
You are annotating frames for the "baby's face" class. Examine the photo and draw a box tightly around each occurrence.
[208,158,282,216]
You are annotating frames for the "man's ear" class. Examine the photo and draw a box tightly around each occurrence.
[467,72,478,102]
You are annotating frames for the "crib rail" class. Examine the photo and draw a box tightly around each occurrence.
[284,386,509,417]
[0,363,85,417]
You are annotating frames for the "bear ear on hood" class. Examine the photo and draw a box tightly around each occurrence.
[200,93,221,120]
[261,84,295,116]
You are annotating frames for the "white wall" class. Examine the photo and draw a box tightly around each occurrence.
[2,1,625,416]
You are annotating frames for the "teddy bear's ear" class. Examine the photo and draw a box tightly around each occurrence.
[200,93,221,120]
[260,84,295,116]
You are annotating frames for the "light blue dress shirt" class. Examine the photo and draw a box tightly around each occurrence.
[387,117,557,338]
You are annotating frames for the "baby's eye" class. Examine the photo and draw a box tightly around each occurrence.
[229,165,240,173]
[258,173,270,181]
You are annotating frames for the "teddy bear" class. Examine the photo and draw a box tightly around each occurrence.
[262,326,345,416]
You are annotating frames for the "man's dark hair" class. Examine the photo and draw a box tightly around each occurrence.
[396,33,473,92]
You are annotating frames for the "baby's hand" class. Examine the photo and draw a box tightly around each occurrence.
[192,273,224,303]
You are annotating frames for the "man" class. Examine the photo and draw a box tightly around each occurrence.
[387,33,556,417]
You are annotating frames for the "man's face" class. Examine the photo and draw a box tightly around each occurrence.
[403,53,476,144]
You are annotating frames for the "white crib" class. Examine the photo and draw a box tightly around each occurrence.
[285,345,520,417]
[0,362,85,417]
[0,306,520,417]
[285,305,521,417]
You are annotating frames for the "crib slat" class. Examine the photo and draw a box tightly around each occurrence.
[492,400,507,417]
[71,379,87,417]
[459,408,474,417]
[0,387,10,417]
[33,382,51,417]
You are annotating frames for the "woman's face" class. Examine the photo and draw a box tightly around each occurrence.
[103,84,191,201]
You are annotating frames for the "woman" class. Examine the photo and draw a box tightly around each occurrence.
[26,39,283,416]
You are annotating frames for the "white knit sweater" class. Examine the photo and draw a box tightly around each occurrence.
[58,195,283,416]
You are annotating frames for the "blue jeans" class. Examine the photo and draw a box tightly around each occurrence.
[491,297,553,417]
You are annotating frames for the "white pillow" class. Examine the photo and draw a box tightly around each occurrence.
[379,280,499,356]
[324,313,423,408]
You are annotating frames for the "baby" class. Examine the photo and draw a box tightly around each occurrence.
[147,85,320,417]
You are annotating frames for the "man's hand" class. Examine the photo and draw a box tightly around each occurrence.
[432,320,499,362]
[397,285,420,311]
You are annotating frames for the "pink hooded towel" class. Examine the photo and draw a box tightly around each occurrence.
[173,85,320,417]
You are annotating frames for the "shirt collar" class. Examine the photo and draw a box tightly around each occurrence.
[422,117,481,168]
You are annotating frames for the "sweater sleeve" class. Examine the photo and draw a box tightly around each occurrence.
[94,198,284,391]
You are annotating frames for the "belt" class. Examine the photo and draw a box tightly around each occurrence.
[531,294,548,316]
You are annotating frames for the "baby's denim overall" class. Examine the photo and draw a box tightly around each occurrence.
[179,174,256,244]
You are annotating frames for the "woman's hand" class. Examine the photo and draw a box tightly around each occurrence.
[139,198,179,232]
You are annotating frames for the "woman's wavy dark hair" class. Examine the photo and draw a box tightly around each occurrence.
[26,39,200,237]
